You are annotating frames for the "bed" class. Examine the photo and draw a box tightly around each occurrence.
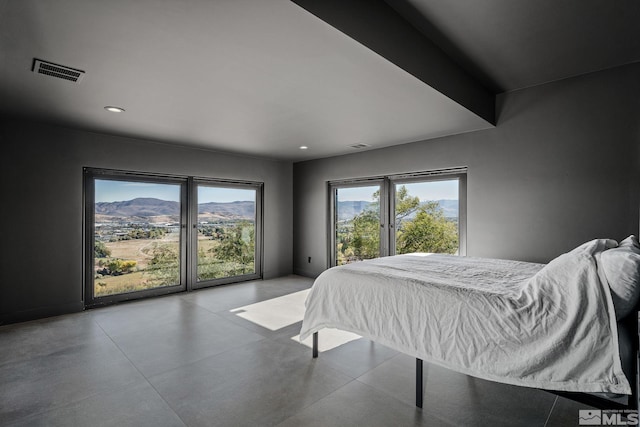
[299,237,640,409]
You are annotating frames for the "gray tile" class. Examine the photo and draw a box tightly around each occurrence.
[218,308,309,343]
[545,395,599,427]
[149,338,352,427]
[276,380,454,427]
[366,355,556,426]
[314,336,399,378]
[90,296,203,338]
[181,280,277,313]
[0,336,143,425]
[357,353,421,405]
[109,309,265,377]
[0,312,106,366]
[182,276,313,314]
[263,275,314,293]
[7,381,186,427]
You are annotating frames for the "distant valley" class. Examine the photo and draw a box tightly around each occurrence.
[95,197,455,223]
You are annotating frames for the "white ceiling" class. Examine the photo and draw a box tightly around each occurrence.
[1,0,638,161]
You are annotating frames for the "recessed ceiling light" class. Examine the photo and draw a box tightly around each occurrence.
[299,146,309,150]
[104,106,125,113]
[349,143,371,149]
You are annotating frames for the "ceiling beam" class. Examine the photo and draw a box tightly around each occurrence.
[290,0,495,125]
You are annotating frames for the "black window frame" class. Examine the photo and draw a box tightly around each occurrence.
[190,178,263,289]
[328,167,467,267]
[83,167,264,308]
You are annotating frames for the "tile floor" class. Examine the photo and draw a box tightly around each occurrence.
[0,275,600,426]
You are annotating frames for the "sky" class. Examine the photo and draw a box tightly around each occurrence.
[95,178,456,203]
[337,179,458,202]
[198,186,254,203]
[95,179,254,203]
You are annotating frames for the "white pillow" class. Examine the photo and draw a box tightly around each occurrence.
[619,235,640,249]
[601,237,640,320]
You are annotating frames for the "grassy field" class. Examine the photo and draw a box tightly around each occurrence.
[94,233,180,297]
[93,232,253,296]
[105,233,180,269]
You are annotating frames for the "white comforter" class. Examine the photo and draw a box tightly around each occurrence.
[300,239,630,394]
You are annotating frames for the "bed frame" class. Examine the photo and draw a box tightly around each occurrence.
[310,309,640,410]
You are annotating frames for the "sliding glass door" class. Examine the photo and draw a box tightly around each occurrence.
[331,181,386,266]
[85,169,262,307]
[193,181,261,288]
[330,170,466,266]
[86,173,187,305]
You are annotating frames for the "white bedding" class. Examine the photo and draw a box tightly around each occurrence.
[300,239,631,394]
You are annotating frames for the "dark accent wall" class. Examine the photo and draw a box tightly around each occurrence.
[0,121,293,324]
[293,63,640,277]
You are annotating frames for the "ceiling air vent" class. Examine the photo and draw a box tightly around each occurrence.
[349,143,371,149]
[32,59,85,83]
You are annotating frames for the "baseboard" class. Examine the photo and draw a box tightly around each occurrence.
[0,301,85,326]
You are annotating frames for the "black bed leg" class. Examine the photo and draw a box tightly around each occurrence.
[312,332,318,358]
[635,347,639,410]
[416,358,423,408]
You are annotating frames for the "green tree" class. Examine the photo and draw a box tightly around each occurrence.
[342,186,420,263]
[97,258,137,275]
[147,243,180,286]
[336,190,381,264]
[125,227,166,240]
[338,186,458,262]
[394,185,420,221]
[350,207,380,261]
[215,221,255,275]
[396,201,458,254]
[197,246,223,280]
[94,241,111,258]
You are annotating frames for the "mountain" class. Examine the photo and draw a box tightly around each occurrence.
[337,199,458,221]
[97,197,454,222]
[198,201,255,218]
[337,201,372,221]
[434,200,459,218]
[95,198,255,220]
[95,198,180,216]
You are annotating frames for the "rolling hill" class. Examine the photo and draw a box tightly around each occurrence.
[95,198,255,221]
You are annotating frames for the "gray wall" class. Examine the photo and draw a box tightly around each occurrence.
[3,62,639,322]
[0,121,293,323]
[293,63,640,277]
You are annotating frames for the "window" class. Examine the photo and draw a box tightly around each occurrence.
[84,169,262,307]
[330,169,466,266]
